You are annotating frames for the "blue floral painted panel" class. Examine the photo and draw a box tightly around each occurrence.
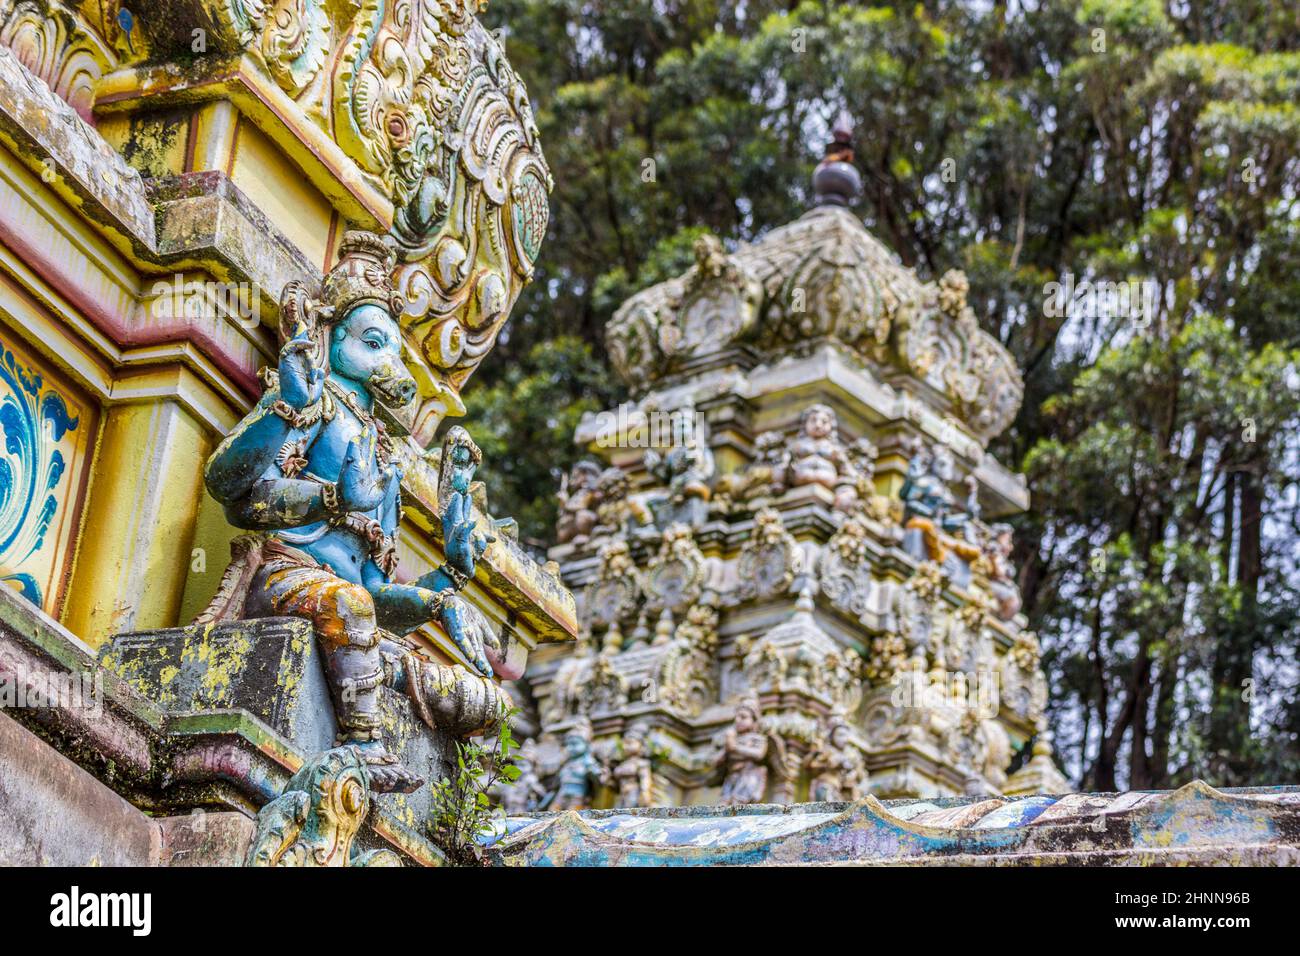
[0,333,91,612]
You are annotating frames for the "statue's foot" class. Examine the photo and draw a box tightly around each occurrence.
[350,741,424,794]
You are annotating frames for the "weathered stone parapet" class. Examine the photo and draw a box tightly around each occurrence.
[0,585,445,863]
[1,709,254,865]
[488,781,1300,867]
[98,616,508,822]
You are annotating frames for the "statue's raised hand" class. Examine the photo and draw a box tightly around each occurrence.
[443,488,493,579]
[337,427,387,513]
[278,321,324,410]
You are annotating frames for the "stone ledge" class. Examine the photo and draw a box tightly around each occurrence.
[0,586,443,864]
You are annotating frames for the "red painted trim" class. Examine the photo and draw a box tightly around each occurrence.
[0,225,262,401]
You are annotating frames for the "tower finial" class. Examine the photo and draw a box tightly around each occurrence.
[812,113,861,208]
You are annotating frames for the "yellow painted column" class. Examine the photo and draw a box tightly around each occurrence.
[63,400,212,648]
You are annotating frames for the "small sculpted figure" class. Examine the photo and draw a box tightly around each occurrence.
[612,726,655,808]
[779,405,866,513]
[715,694,789,805]
[556,461,602,544]
[786,404,847,489]
[983,523,1022,620]
[201,232,503,793]
[644,407,713,527]
[546,718,608,811]
[805,715,868,802]
[898,440,981,568]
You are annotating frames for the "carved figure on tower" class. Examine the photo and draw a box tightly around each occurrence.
[982,522,1023,621]
[776,404,869,514]
[714,693,789,805]
[556,461,603,545]
[805,714,868,802]
[644,406,714,527]
[546,717,609,810]
[612,725,656,808]
[898,439,982,577]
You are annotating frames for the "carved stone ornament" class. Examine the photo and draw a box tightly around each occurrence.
[116,0,553,444]
[583,539,642,629]
[1003,631,1049,724]
[607,233,762,388]
[0,0,113,118]
[643,524,707,612]
[606,205,1022,446]
[656,601,719,717]
[735,507,801,602]
[820,514,875,616]
[246,746,402,867]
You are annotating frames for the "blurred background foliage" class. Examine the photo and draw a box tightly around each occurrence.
[472,0,1300,790]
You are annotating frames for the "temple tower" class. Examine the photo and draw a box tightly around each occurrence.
[522,127,1068,805]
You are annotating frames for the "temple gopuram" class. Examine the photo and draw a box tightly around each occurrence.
[486,131,1300,867]
[515,127,1067,807]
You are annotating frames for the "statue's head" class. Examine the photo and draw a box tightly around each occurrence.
[280,231,418,409]
[991,522,1014,552]
[930,444,956,481]
[734,694,760,733]
[329,303,417,407]
[570,460,602,489]
[622,727,646,758]
[802,404,837,440]
[564,717,593,757]
[826,714,851,750]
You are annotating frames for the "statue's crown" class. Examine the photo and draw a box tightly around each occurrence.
[322,231,405,319]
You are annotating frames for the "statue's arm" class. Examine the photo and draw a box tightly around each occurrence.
[734,736,769,761]
[223,470,333,530]
[208,321,325,505]
[205,394,315,505]
[368,575,498,678]
[369,580,447,635]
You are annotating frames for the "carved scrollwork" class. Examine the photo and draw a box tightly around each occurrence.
[246,746,402,867]
[820,514,876,616]
[657,603,718,718]
[115,0,551,444]
[607,234,761,385]
[643,524,707,613]
[0,0,115,117]
[583,540,641,630]
[735,507,800,602]
[894,269,1024,445]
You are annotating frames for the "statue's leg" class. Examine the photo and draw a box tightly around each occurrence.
[256,565,423,794]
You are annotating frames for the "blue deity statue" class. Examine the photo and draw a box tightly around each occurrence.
[199,231,501,793]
